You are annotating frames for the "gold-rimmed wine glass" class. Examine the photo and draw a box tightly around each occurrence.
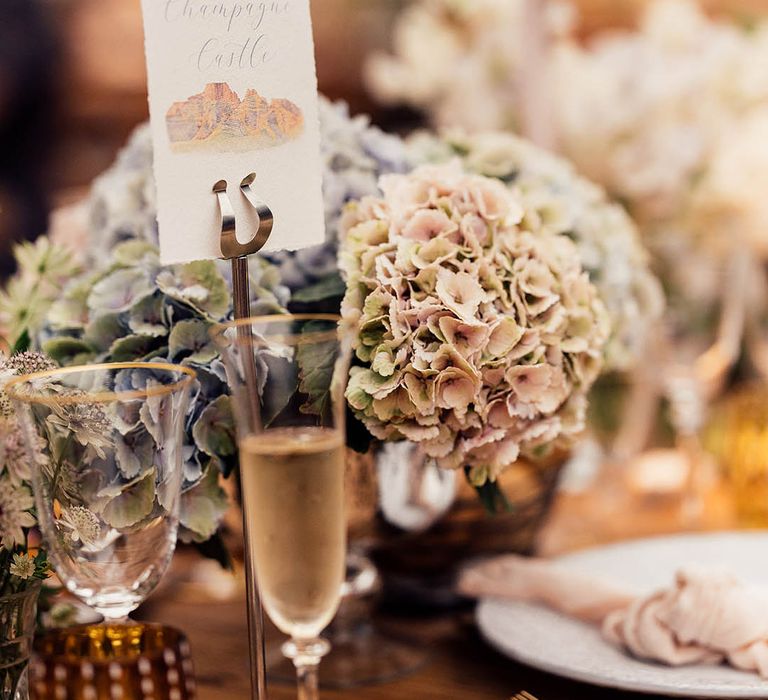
[6,362,196,625]
[212,315,351,700]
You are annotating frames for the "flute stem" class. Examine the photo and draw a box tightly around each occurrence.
[283,638,330,700]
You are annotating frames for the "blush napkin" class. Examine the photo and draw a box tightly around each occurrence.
[459,555,768,678]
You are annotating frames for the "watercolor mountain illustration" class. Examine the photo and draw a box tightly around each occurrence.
[165,82,304,152]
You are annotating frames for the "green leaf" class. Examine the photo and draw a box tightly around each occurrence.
[296,326,337,420]
[41,337,94,365]
[102,470,156,529]
[107,334,163,362]
[169,319,217,364]
[11,329,30,354]
[83,313,128,352]
[261,354,298,427]
[192,396,237,467]
[156,261,230,318]
[87,268,155,314]
[128,294,168,338]
[467,468,514,515]
[291,272,346,303]
[179,461,229,542]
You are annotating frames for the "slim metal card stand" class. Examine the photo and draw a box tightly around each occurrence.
[214,174,275,700]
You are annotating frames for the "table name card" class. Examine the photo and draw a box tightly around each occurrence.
[141,0,325,264]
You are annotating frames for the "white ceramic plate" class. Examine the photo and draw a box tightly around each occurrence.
[477,532,768,697]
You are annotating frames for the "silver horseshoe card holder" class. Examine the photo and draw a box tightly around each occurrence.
[212,173,273,700]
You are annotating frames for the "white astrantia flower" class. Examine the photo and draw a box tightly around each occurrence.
[9,553,35,580]
[0,478,36,550]
[46,403,114,459]
[689,106,768,259]
[57,506,101,548]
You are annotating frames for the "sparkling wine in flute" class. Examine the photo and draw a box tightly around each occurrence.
[239,426,347,640]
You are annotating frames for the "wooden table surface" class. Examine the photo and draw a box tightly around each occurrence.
[141,594,679,700]
[140,478,744,700]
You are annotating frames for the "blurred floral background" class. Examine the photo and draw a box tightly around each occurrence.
[5,0,768,537]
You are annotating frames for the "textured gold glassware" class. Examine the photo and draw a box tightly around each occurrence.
[706,385,768,526]
[31,623,196,700]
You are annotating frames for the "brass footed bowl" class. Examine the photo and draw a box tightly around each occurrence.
[31,623,196,700]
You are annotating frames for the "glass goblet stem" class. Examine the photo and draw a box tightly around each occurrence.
[100,612,131,625]
[666,370,706,525]
[282,638,330,700]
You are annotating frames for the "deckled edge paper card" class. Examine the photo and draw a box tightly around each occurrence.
[141,0,325,264]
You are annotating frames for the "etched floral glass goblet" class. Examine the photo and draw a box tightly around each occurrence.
[6,362,196,624]
[212,315,351,700]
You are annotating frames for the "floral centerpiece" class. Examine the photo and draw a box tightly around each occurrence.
[549,0,768,248]
[341,160,610,485]
[0,98,409,560]
[2,239,286,555]
[0,96,662,557]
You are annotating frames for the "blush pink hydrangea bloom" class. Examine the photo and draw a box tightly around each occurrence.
[341,161,610,484]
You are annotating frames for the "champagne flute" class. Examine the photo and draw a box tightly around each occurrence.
[212,315,351,700]
[6,362,195,625]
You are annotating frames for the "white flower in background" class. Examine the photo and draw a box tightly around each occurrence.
[549,0,749,228]
[372,0,768,263]
[58,506,101,548]
[689,106,768,259]
[0,478,36,549]
[9,553,35,580]
[367,0,572,132]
